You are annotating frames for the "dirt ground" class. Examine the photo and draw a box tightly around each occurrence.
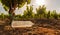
[0,26,60,35]
[0,19,60,35]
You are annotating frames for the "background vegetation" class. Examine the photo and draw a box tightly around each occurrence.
[0,5,60,20]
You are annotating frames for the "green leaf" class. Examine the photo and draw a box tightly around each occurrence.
[0,0,31,11]
[3,5,9,11]
[27,0,31,4]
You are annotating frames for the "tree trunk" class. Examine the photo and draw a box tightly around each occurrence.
[8,7,15,26]
[7,0,16,26]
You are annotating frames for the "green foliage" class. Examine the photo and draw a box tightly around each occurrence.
[47,11,50,19]
[52,10,58,19]
[14,14,22,19]
[0,0,31,11]
[58,14,60,18]
[27,0,31,4]
[0,13,9,19]
[36,5,46,18]
[1,13,4,19]
[23,6,34,18]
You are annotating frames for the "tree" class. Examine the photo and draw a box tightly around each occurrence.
[0,0,31,26]
[36,5,46,19]
[47,11,50,19]
[23,6,33,18]
[53,10,58,19]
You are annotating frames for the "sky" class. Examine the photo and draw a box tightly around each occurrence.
[0,0,60,15]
